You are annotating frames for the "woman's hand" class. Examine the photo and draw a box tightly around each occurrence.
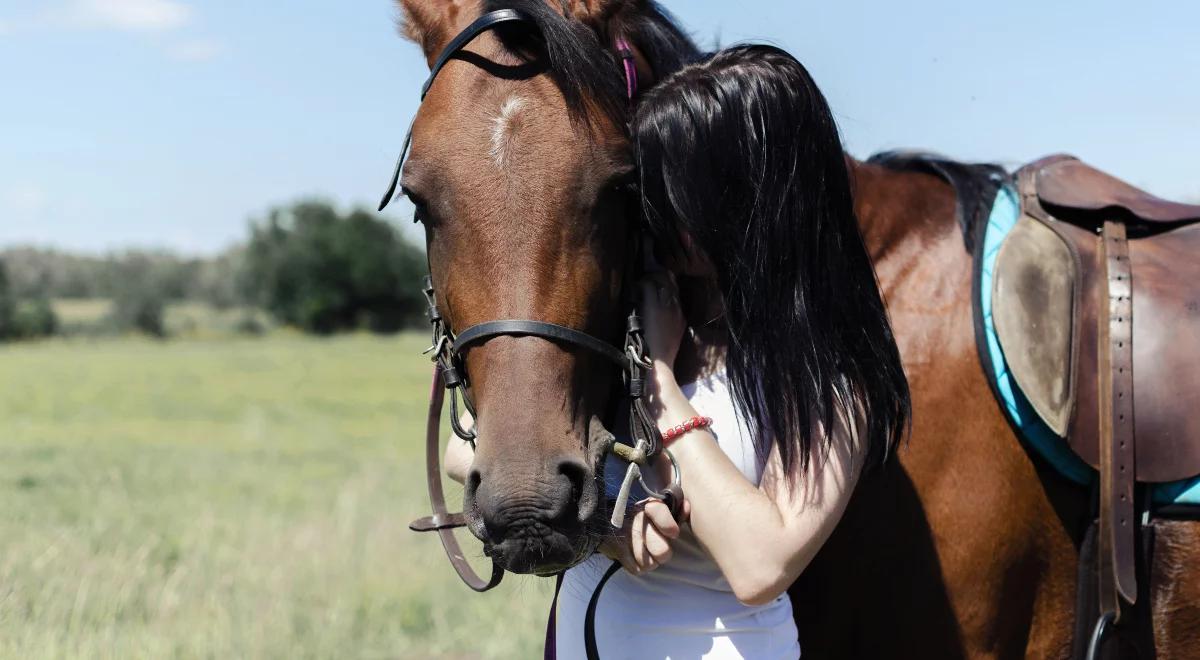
[444,413,475,484]
[599,499,680,575]
[638,271,688,371]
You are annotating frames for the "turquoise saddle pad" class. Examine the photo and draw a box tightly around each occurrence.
[978,185,1200,506]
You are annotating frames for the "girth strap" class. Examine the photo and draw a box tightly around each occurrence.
[1097,219,1137,619]
[455,319,629,367]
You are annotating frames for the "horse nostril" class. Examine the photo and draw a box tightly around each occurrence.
[466,468,482,502]
[465,468,500,540]
[553,458,592,523]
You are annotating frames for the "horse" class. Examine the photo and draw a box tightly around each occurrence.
[386,0,1200,656]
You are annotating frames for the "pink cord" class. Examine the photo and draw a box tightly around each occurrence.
[615,36,638,100]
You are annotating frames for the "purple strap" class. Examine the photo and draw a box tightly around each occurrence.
[615,36,638,100]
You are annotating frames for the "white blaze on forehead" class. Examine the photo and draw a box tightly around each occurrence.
[490,96,528,167]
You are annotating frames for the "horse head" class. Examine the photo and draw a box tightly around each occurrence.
[391,0,696,575]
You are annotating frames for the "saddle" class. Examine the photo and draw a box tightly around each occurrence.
[990,154,1200,626]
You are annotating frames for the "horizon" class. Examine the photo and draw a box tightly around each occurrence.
[2,0,1197,257]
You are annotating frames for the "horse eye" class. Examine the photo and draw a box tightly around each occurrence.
[610,170,639,196]
[401,187,430,224]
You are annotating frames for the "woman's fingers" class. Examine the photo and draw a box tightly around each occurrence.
[599,537,641,575]
[630,508,648,568]
[640,501,676,566]
[637,271,687,367]
[641,499,680,539]
[643,524,673,565]
[607,499,682,577]
[629,504,677,572]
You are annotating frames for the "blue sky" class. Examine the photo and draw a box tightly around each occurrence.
[1,0,1197,255]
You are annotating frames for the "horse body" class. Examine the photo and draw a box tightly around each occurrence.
[788,161,1085,658]
[390,1,1200,655]
[794,161,1200,658]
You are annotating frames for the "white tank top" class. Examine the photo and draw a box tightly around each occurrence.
[555,368,801,659]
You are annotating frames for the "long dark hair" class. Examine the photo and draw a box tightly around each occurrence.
[632,45,911,476]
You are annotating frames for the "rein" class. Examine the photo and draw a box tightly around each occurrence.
[386,9,682,600]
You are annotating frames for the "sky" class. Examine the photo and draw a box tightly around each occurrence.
[1,0,1197,255]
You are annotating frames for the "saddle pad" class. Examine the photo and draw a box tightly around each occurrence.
[978,185,1200,506]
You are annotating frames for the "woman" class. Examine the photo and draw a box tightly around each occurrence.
[553,44,911,658]
[446,44,909,657]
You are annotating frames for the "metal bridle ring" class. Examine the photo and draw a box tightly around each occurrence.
[636,448,680,501]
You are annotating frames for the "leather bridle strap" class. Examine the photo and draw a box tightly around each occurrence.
[455,320,629,367]
[409,364,505,592]
[379,8,533,211]
[422,9,529,99]
[584,560,622,660]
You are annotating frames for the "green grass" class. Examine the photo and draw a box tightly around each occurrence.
[0,334,552,659]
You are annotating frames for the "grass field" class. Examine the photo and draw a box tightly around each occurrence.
[0,333,552,659]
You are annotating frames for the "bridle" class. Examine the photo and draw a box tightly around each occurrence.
[383,9,681,595]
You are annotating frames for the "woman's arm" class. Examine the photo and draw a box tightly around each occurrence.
[636,272,865,606]
[651,364,863,606]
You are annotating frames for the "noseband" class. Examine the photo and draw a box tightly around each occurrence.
[387,9,680,595]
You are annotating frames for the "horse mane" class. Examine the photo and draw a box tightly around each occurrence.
[482,0,701,125]
[867,150,1010,253]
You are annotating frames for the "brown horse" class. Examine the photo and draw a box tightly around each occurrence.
[389,0,1200,656]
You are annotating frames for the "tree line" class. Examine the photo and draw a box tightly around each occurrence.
[0,200,427,341]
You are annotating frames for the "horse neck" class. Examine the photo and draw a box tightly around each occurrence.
[846,157,973,367]
[848,158,961,264]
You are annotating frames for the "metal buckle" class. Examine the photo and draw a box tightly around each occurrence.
[609,441,681,528]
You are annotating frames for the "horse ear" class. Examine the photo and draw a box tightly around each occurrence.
[396,1,645,63]
[394,0,477,63]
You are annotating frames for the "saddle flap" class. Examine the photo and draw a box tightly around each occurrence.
[1036,158,1200,225]
[1127,223,1200,481]
[992,215,1076,436]
[1048,220,1200,484]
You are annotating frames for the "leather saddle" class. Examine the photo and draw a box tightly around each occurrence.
[990,154,1200,624]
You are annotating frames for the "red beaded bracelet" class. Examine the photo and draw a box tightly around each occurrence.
[661,416,713,445]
